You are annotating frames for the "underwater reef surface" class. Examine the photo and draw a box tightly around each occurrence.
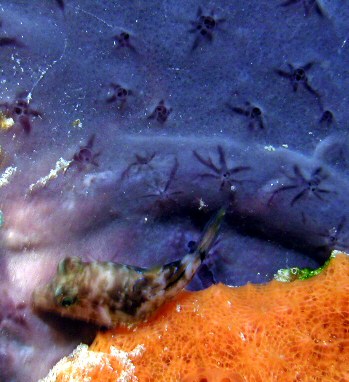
[0,0,348,381]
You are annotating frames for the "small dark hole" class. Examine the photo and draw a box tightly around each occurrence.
[204,17,216,29]
[251,107,261,117]
[322,110,333,122]
[295,68,305,81]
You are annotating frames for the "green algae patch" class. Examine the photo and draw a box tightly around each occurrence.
[0,210,3,228]
[274,251,341,282]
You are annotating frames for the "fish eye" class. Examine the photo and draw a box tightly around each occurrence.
[55,286,78,307]
[60,295,77,307]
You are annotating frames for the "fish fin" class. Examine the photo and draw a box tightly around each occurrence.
[197,262,217,288]
[195,207,226,261]
[150,208,225,291]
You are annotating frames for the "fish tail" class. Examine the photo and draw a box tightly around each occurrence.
[153,208,226,292]
[195,207,226,261]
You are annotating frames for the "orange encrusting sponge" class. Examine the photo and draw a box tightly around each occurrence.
[47,253,349,382]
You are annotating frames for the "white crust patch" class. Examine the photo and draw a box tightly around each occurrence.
[38,343,145,382]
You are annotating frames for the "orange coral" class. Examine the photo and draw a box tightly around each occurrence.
[42,253,349,382]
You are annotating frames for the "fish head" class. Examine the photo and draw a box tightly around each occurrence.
[32,257,119,327]
[33,257,82,307]
[32,257,91,319]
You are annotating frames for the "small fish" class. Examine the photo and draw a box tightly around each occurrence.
[32,208,225,327]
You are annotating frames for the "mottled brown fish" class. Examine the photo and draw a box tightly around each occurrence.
[32,209,225,327]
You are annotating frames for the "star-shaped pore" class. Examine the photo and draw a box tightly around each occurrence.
[0,95,41,133]
[143,158,181,200]
[141,158,182,216]
[70,134,101,171]
[121,152,156,180]
[189,6,226,50]
[227,101,265,130]
[148,100,172,124]
[106,83,132,110]
[113,31,136,51]
[268,164,333,206]
[275,62,321,100]
[193,145,250,191]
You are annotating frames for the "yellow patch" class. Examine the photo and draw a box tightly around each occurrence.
[0,112,15,130]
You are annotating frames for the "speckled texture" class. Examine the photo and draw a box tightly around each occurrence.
[32,209,224,327]
[0,1,348,381]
